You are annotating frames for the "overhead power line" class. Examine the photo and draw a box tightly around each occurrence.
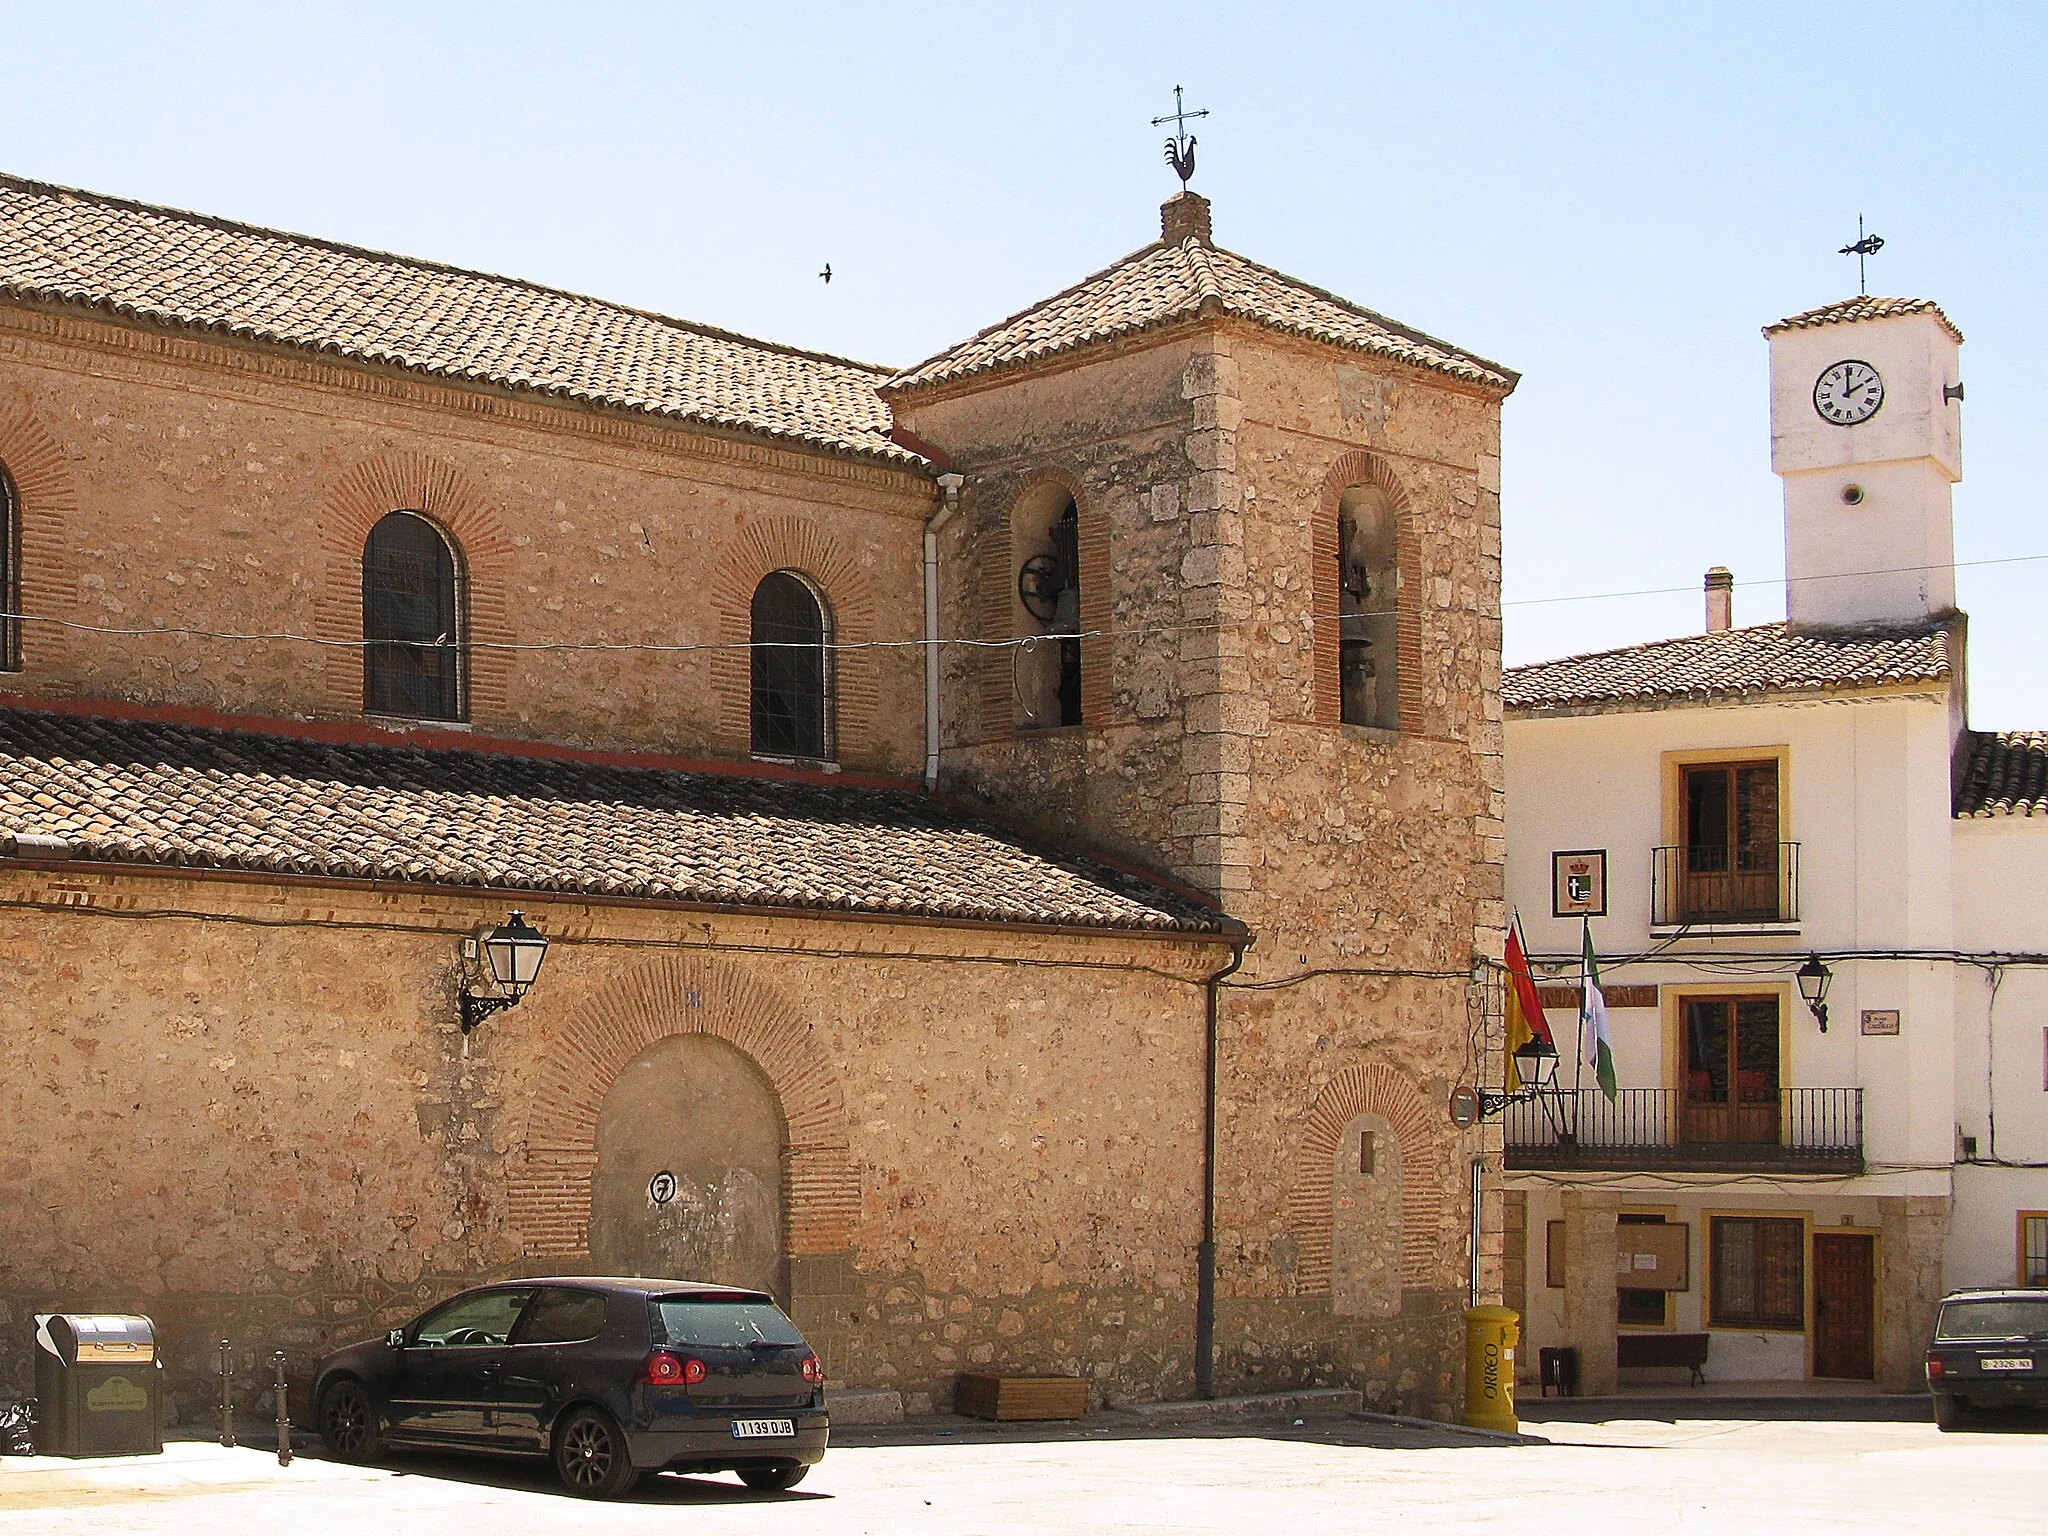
[0,552,2035,660]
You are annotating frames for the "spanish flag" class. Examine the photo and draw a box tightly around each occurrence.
[1504,916,1553,1089]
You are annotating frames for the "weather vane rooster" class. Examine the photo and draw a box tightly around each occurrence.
[1152,85,1209,189]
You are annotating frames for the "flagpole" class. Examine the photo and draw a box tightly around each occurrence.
[1573,914,1589,1143]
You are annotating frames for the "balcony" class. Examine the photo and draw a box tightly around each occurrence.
[1504,1087,1863,1175]
[1651,842,1800,930]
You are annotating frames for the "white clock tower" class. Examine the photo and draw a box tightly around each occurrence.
[1766,297,1964,628]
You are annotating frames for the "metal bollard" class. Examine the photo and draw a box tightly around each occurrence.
[217,1339,236,1448]
[272,1352,292,1467]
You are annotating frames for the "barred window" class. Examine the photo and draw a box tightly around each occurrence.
[0,461,19,672]
[1710,1215,1804,1329]
[750,571,831,760]
[363,511,463,721]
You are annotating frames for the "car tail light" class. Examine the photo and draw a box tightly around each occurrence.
[640,1351,707,1386]
[1925,1353,1945,1379]
[801,1353,825,1385]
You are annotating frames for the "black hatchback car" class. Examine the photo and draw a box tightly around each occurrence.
[312,1278,829,1497]
[1925,1287,2048,1430]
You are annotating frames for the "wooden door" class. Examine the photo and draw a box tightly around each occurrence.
[1812,1233,1875,1379]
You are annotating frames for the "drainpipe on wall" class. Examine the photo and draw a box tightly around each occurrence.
[923,473,965,791]
[1195,942,1249,1400]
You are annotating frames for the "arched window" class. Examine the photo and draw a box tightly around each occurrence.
[1013,491,1082,728]
[0,462,18,672]
[1337,484,1400,730]
[751,571,832,759]
[363,511,463,721]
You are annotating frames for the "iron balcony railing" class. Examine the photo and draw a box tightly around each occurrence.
[1651,842,1800,926]
[1503,1086,1863,1174]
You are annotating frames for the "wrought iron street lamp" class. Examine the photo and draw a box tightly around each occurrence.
[1796,953,1833,1032]
[1476,1036,1561,1119]
[459,910,550,1034]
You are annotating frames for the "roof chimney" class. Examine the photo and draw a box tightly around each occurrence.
[1705,566,1734,633]
[1161,191,1212,246]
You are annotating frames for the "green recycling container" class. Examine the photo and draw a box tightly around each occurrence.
[32,1314,163,1457]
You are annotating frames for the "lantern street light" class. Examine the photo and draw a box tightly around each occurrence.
[1477,1036,1561,1119]
[1796,953,1833,1032]
[459,910,550,1034]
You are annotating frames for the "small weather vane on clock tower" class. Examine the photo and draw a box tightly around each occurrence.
[1152,85,1209,187]
[1838,215,1885,296]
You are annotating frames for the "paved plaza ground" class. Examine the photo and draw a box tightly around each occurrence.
[1,1406,2040,1534]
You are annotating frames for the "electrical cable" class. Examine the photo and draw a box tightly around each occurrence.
[0,549,2035,661]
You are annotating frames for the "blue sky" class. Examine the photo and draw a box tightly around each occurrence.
[3,2,2041,722]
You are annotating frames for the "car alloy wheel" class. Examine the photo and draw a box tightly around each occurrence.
[318,1380,382,1462]
[554,1408,639,1499]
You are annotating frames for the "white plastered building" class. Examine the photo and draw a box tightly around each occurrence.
[1501,296,2048,1396]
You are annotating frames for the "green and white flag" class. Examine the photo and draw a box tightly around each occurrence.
[1580,917,1617,1102]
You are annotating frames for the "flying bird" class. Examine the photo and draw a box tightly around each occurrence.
[819,263,832,284]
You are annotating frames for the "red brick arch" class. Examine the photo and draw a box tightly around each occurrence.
[0,392,79,681]
[1287,1062,1448,1294]
[1310,449,1422,731]
[505,953,857,1263]
[709,516,879,760]
[316,453,515,725]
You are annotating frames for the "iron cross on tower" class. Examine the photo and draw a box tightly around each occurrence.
[1152,85,1209,187]
[1839,215,1885,296]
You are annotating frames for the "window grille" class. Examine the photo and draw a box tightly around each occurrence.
[750,571,830,759]
[0,463,18,672]
[1709,1215,1805,1329]
[362,511,463,721]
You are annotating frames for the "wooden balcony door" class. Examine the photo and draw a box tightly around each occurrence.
[1813,1232,1875,1379]
[1681,996,1781,1145]
[1682,761,1781,921]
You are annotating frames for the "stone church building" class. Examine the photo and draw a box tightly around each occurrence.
[0,172,1514,1420]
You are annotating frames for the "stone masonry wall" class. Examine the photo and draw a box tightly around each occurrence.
[0,305,934,773]
[893,311,1510,1416]
[0,863,1229,1419]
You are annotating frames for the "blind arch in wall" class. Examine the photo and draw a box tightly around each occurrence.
[363,510,464,721]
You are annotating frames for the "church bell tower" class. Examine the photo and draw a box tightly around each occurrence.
[1767,298,1964,629]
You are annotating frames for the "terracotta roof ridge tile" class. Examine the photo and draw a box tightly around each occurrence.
[884,238,1182,391]
[1505,618,1954,711]
[1954,728,2048,818]
[0,704,1231,935]
[0,170,900,378]
[1764,294,1962,343]
[1201,244,1519,386]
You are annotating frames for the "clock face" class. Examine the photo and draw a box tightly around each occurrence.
[1813,359,1884,426]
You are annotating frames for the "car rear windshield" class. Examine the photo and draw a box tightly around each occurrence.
[1936,1299,2048,1340]
[652,1299,805,1349]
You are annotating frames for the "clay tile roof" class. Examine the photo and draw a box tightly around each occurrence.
[885,225,1515,396]
[1503,621,1954,713]
[1763,296,1963,343]
[0,708,1226,934]
[1954,731,2048,818]
[0,173,918,465]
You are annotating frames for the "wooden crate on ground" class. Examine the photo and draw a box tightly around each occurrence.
[954,1372,1090,1421]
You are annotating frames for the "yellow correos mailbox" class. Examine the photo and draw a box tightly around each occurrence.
[1462,1305,1519,1432]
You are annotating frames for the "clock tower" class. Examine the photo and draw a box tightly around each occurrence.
[1766,297,1964,628]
